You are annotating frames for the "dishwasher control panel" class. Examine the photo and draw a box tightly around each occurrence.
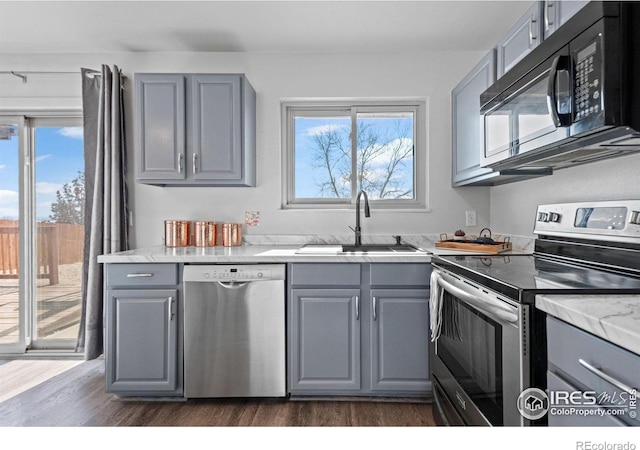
[183,264,286,282]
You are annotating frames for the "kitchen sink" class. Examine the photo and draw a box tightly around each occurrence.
[296,243,426,254]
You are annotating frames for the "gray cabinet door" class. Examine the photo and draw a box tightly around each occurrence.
[191,75,243,183]
[452,50,497,186]
[289,288,361,392]
[543,1,588,39]
[369,289,430,392]
[105,289,178,393]
[135,74,186,181]
[497,2,543,78]
[135,73,256,186]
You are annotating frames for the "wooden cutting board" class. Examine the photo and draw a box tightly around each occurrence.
[435,240,512,253]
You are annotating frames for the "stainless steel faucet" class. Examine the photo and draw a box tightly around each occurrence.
[352,190,370,246]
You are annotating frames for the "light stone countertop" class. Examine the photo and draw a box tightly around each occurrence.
[96,244,434,264]
[97,233,535,264]
[536,294,640,356]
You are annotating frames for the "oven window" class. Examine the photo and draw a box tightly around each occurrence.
[437,292,503,425]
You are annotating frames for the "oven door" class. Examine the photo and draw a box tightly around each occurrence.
[430,268,528,426]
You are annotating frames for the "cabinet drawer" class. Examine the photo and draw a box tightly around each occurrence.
[289,264,360,287]
[106,263,179,287]
[547,371,626,427]
[547,316,639,426]
[370,263,431,287]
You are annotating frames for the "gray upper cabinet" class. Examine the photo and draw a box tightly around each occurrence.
[543,1,589,39]
[452,50,497,186]
[135,74,187,181]
[497,2,543,78]
[135,73,256,187]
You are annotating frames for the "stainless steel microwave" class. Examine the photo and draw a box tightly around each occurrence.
[480,2,640,171]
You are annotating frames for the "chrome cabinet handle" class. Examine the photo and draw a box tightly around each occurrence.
[578,359,637,395]
[373,296,377,321]
[178,153,183,173]
[126,273,153,278]
[355,295,360,320]
[529,14,538,46]
[168,296,175,321]
[544,1,554,31]
[192,153,197,173]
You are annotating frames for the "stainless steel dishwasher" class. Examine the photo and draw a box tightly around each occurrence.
[183,264,286,398]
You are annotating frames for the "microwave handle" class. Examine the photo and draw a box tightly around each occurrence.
[546,54,572,128]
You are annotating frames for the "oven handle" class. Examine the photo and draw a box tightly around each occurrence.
[436,273,518,324]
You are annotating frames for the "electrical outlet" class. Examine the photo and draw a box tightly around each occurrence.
[465,210,477,227]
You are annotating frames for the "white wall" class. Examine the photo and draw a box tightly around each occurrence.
[1,50,491,248]
[490,152,640,237]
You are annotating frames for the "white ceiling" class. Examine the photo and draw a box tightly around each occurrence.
[0,0,533,54]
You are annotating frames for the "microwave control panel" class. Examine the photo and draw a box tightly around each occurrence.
[573,40,602,121]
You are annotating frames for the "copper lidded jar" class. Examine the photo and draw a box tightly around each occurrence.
[222,223,242,247]
[193,221,217,247]
[164,220,191,247]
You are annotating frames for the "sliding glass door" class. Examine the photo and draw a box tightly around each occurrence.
[0,115,84,354]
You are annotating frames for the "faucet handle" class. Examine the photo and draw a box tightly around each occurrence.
[393,235,402,245]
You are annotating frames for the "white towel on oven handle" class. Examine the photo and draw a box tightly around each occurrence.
[429,269,444,342]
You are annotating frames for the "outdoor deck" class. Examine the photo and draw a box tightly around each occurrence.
[0,264,82,345]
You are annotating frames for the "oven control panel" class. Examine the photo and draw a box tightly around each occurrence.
[534,200,640,242]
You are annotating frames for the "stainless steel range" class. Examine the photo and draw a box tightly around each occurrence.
[430,200,640,426]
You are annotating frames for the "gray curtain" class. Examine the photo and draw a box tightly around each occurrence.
[77,65,129,360]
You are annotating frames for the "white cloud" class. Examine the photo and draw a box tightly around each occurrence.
[0,164,6,170]
[0,207,19,220]
[35,182,62,195]
[306,124,349,137]
[35,154,52,163]
[0,189,19,203]
[57,127,83,139]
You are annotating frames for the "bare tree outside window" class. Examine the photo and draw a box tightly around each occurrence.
[294,111,414,201]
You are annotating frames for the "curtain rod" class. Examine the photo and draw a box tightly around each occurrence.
[0,69,126,84]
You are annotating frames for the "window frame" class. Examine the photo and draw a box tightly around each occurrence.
[281,99,427,210]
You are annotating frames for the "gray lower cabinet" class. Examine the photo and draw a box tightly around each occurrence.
[546,316,639,426]
[289,288,361,392]
[104,263,183,396]
[369,289,430,392]
[288,263,431,396]
[135,73,256,186]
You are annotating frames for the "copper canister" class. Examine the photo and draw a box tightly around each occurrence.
[164,220,191,247]
[193,221,217,247]
[222,223,242,247]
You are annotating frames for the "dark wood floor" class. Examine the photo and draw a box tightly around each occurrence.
[0,360,435,426]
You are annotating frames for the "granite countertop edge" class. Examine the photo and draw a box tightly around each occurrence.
[536,294,640,356]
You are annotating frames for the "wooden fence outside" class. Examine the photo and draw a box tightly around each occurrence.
[0,220,84,285]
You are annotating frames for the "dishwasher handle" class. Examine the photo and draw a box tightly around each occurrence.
[217,281,249,289]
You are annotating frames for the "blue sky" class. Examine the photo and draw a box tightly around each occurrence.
[294,115,414,200]
[0,126,84,221]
